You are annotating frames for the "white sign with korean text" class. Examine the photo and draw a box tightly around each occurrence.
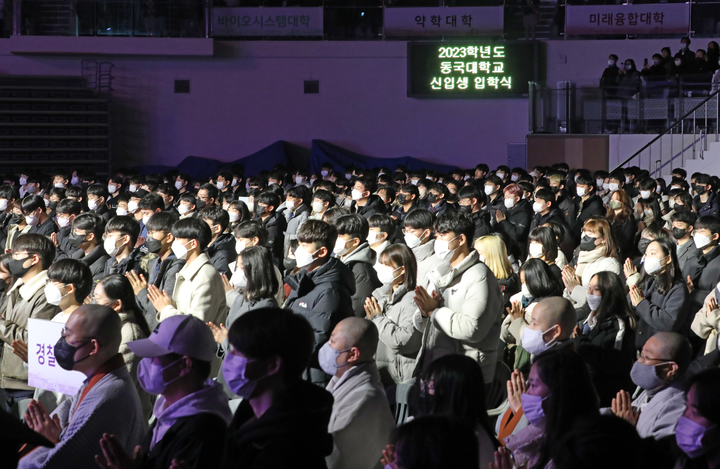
[213,7,323,37]
[384,7,503,37]
[28,319,85,395]
[566,4,689,36]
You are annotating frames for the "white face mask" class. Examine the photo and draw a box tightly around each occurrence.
[230,268,247,289]
[129,184,137,192]
[294,245,318,269]
[521,284,531,298]
[177,204,190,215]
[532,201,544,213]
[88,199,98,211]
[410,179,419,186]
[57,216,71,228]
[511,175,519,182]
[25,213,39,226]
[608,59,616,66]
[504,198,515,209]
[640,190,652,199]
[116,207,128,216]
[484,185,494,195]
[175,180,184,190]
[434,235,460,261]
[694,232,713,249]
[351,189,364,201]
[521,325,557,356]
[644,255,668,276]
[142,215,151,225]
[127,200,139,213]
[44,283,68,306]
[107,184,117,194]
[171,239,192,260]
[54,183,64,189]
[0,199,7,212]
[606,182,619,192]
[71,176,79,185]
[321,170,329,177]
[404,231,426,249]
[596,179,605,190]
[586,293,602,311]
[496,172,505,180]
[576,187,586,197]
[19,177,27,186]
[375,264,401,285]
[333,238,353,257]
[367,231,383,245]
[228,212,240,223]
[311,201,325,213]
[295,176,305,185]
[675,60,682,67]
[217,181,225,190]
[231,178,239,187]
[625,64,633,71]
[104,236,125,257]
[235,239,247,254]
[529,243,544,258]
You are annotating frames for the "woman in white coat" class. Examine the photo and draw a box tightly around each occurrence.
[364,244,422,388]
[562,217,622,308]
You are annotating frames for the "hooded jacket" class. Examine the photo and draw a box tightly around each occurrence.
[72,244,111,282]
[682,244,720,319]
[496,199,533,258]
[571,194,606,241]
[103,247,147,278]
[136,254,185,330]
[341,242,381,318]
[284,257,356,386]
[220,379,334,469]
[412,241,443,289]
[354,195,386,219]
[206,232,236,277]
[284,203,311,263]
[140,380,232,469]
[261,211,287,266]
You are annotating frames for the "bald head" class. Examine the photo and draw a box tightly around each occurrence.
[335,317,378,359]
[70,304,122,354]
[533,297,576,340]
[647,332,692,372]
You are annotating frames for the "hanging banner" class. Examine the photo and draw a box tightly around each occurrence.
[213,7,324,37]
[566,4,690,36]
[28,319,86,395]
[384,7,503,37]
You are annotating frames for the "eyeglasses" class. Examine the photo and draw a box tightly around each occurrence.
[638,353,672,364]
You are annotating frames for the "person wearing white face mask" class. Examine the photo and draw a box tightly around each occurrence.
[283,186,312,271]
[106,176,123,209]
[207,246,279,364]
[0,185,17,226]
[102,216,146,279]
[334,215,381,318]
[527,227,564,281]
[494,183,532,260]
[197,205,236,277]
[366,214,393,264]
[413,212,503,384]
[683,216,720,316]
[601,54,620,97]
[231,220,285,306]
[148,217,227,327]
[52,198,82,260]
[364,244,421,387]
[519,296,575,358]
[21,195,57,238]
[176,193,197,219]
[570,174,605,240]
[403,209,443,286]
[310,189,334,220]
[351,176,386,219]
[294,170,311,188]
[87,183,112,221]
[283,220,355,386]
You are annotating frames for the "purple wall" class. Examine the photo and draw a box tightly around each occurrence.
[0,40,528,170]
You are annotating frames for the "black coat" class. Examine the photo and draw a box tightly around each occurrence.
[470,210,492,242]
[693,192,720,218]
[140,413,227,469]
[611,216,639,262]
[496,199,532,258]
[137,254,186,330]
[284,257,355,386]
[631,277,690,350]
[206,232,235,277]
[28,217,58,238]
[72,244,111,282]
[103,247,147,278]
[261,212,287,267]
[573,315,636,407]
[556,192,577,229]
[220,380,334,469]
[683,245,720,316]
[355,195,387,219]
[571,194,605,241]
[342,243,381,318]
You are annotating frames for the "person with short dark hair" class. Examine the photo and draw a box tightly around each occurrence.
[413,211,503,384]
[570,174,605,241]
[671,210,699,271]
[393,183,419,227]
[68,213,109,281]
[87,183,113,222]
[197,183,218,210]
[102,215,146,278]
[126,211,184,330]
[254,191,287,267]
[310,189,335,221]
[334,214,381,318]
[219,308,334,469]
[97,314,231,469]
[403,209,443,285]
[284,220,355,386]
[177,193,197,219]
[21,194,57,238]
[197,205,234,276]
[457,185,490,242]
[107,176,123,209]
[683,215,720,315]
[367,213,395,263]
[283,186,312,267]
[147,217,227,326]
[0,234,60,406]
[46,258,93,324]
[351,176,385,218]
[495,183,533,259]
[693,174,719,217]
[426,182,450,218]
[53,198,83,260]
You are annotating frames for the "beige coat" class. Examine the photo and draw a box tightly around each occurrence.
[0,271,60,390]
[691,289,720,355]
[500,291,537,345]
[565,256,622,307]
[158,253,227,326]
[119,310,153,420]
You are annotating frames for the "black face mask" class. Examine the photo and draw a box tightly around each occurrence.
[426,193,438,203]
[54,336,92,371]
[47,201,58,211]
[672,228,687,240]
[255,205,267,218]
[550,186,561,194]
[696,186,707,195]
[9,213,22,225]
[396,194,407,205]
[458,205,472,214]
[8,256,33,278]
[579,235,597,252]
[638,238,651,254]
[145,236,163,254]
[68,232,87,249]
[283,257,297,272]
[195,199,206,210]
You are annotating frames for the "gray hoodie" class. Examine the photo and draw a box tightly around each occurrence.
[341,242,382,317]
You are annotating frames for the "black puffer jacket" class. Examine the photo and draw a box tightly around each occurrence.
[496,199,533,259]
[206,232,236,276]
[341,242,381,318]
[571,194,605,241]
[284,257,356,386]
[355,195,386,219]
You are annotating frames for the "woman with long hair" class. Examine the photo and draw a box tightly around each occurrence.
[527,227,563,283]
[497,348,599,469]
[475,234,520,307]
[563,217,622,308]
[418,354,498,469]
[573,271,637,406]
[628,237,689,351]
[364,244,421,388]
[94,274,153,419]
[606,189,638,261]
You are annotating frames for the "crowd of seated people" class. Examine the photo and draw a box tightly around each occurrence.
[601,37,720,98]
[1,161,720,468]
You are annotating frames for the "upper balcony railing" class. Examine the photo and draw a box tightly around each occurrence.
[2,0,719,40]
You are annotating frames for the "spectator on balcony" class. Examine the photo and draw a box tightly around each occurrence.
[616,59,640,99]
[522,0,540,41]
[600,55,620,97]
[675,36,696,65]
[641,54,666,78]
[707,41,720,69]
[660,47,674,75]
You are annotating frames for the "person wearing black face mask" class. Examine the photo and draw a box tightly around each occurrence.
[22,305,146,469]
[392,184,419,228]
[0,234,60,409]
[692,176,720,217]
[671,211,700,271]
[254,192,287,268]
[66,213,111,282]
[457,185,491,242]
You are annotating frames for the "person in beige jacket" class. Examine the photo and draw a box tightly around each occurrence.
[148,218,227,327]
[691,287,720,355]
[0,234,60,401]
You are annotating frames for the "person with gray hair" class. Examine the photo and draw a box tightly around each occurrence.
[19,305,146,469]
[320,317,396,469]
[609,331,690,440]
